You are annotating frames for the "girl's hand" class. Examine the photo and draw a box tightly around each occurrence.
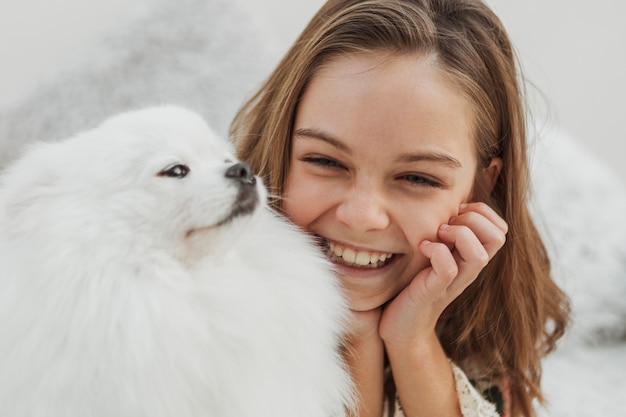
[345,308,383,345]
[379,202,508,348]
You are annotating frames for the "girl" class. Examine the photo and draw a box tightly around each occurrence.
[231,1,570,416]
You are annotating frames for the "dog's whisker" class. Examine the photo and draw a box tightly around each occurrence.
[266,191,284,201]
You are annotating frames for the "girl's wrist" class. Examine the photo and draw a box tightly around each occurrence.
[345,308,383,346]
[342,322,385,417]
[385,330,462,417]
[382,328,440,361]
[345,328,384,355]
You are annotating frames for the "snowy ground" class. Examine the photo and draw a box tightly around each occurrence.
[0,0,624,415]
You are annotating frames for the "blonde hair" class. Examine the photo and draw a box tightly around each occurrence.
[231,1,570,416]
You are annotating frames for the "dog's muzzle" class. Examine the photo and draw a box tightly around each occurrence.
[224,162,259,221]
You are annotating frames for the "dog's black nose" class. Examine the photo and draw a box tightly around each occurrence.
[225,162,256,185]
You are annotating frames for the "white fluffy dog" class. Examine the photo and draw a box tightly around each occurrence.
[0,106,353,417]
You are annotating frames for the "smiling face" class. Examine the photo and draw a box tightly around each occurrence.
[283,53,478,311]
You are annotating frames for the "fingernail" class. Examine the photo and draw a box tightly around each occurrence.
[440,224,449,231]
[459,203,468,210]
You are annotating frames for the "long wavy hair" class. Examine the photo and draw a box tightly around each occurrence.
[231,1,570,415]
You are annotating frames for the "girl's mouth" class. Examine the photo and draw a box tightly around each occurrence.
[319,238,396,269]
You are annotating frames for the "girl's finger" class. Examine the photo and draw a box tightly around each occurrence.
[457,202,508,234]
[448,209,506,258]
[418,240,458,293]
[437,224,489,296]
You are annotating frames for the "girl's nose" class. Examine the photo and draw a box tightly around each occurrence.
[335,186,390,232]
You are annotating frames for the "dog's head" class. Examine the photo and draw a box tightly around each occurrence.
[0,106,264,262]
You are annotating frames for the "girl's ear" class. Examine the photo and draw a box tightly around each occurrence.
[483,157,503,193]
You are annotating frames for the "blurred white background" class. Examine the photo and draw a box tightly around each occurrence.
[1,0,625,184]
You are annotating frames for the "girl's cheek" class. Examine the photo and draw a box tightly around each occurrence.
[282,196,310,229]
[284,181,331,229]
[404,203,456,243]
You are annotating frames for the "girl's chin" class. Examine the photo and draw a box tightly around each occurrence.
[335,270,407,312]
[342,288,393,312]
[347,302,384,312]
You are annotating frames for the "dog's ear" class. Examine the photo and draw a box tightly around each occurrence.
[0,142,66,231]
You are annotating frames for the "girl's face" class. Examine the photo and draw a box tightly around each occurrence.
[283,53,478,311]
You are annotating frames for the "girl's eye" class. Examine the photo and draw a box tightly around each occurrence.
[300,156,344,169]
[158,164,190,179]
[399,173,441,188]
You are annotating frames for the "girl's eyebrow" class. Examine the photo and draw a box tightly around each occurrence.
[293,128,352,155]
[396,152,462,169]
[294,127,462,169]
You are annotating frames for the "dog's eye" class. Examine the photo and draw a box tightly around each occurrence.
[158,164,190,179]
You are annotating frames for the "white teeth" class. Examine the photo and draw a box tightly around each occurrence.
[355,251,371,266]
[342,248,356,263]
[327,240,393,267]
[330,242,344,257]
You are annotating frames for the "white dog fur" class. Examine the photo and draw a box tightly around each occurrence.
[0,106,353,417]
